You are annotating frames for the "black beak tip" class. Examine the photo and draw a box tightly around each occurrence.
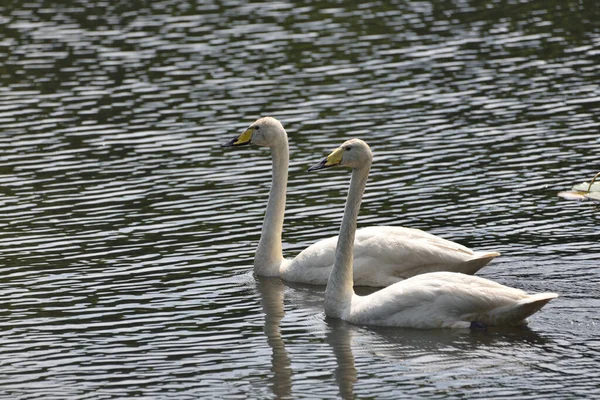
[222,139,236,148]
[308,158,328,172]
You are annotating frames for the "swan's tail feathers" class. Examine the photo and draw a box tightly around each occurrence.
[462,251,501,275]
[501,293,559,325]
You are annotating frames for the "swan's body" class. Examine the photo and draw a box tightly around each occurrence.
[309,138,558,329]
[224,117,498,287]
[337,271,557,328]
[284,226,497,287]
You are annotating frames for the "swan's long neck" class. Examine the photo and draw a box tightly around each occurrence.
[254,138,289,276]
[324,164,370,318]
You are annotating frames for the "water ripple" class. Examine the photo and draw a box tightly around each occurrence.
[0,0,599,398]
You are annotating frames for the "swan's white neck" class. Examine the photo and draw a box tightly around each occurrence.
[324,163,370,318]
[254,137,289,276]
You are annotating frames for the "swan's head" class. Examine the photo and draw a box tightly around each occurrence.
[222,117,287,148]
[308,138,372,171]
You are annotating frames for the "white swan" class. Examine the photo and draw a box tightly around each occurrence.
[308,138,558,328]
[223,117,499,287]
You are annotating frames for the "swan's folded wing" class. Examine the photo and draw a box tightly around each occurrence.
[287,226,498,286]
[291,235,338,269]
[290,225,472,271]
[351,226,498,278]
[348,272,545,328]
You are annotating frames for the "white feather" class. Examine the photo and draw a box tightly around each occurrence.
[285,226,498,287]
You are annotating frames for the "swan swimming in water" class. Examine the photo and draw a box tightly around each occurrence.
[223,117,499,287]
[308,138,558,328]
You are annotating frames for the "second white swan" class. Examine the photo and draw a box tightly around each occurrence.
[308,138,558,328]
[223,117,499,287]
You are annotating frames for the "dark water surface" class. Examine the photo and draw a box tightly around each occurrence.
[1,0,599,398]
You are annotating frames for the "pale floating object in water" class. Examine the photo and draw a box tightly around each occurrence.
[558,172,600,202]
[557,191,589,201]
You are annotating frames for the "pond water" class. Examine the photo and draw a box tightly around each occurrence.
[1,0,599,398]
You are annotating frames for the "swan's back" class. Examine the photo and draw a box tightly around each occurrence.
[285,226,499,286]
[346,272,558,329]
[352,226,499,276]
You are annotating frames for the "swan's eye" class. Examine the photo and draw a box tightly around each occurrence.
[346,146,352,151]
[254,126,260,130]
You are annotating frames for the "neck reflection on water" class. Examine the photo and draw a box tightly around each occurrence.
[256,277,292,398]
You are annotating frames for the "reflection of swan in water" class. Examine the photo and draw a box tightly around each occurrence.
[357,323,551,355]
[323,315,551,398]
[255,276,292,398]
[324,318,357,400]
[255,277,357,399]
[223,117,499,287]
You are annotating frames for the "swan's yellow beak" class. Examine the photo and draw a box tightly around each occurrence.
[308,147,344,171]
[222,126,254,147]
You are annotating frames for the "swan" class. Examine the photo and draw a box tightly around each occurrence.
[223,117,499,287]
[308,138,558,329]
